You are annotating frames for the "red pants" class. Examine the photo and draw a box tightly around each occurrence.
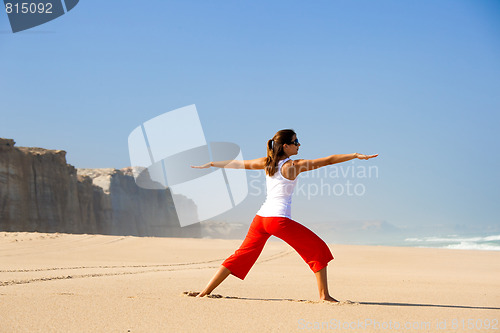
[222,215,334,280]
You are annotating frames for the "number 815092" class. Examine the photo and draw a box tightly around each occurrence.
[5,2,53,14]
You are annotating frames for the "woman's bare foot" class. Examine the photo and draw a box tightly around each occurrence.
[320,295,339,303]
[183,291,219,298]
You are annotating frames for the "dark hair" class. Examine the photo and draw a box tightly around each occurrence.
[265,129,296,176]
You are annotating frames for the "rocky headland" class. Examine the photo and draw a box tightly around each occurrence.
[0,138,200,237]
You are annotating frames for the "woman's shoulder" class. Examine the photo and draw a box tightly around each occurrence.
[279,158,299,180]
[281,157,305,166]
[281,158,306,180]
[285,158,303,165]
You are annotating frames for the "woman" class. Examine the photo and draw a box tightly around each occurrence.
[191,129,378,302]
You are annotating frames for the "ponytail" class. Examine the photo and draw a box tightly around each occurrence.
[265,139,278,176]
[265,129,296,176]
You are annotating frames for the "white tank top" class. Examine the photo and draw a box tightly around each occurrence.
[256,157,298,218]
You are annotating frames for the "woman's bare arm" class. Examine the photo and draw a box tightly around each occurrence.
[191,157,266,170]
[292,153,378,174]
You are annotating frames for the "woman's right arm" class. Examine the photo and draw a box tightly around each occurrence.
[191,157,266,170]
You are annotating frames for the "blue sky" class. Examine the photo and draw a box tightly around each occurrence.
[1,0,499,232]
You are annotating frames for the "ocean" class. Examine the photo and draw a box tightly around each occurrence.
[403,234,500,251]
[308,225,500,251]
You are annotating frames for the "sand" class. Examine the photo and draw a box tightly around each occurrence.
[0,231,499,332]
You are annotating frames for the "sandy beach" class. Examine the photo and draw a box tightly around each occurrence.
[0,231,499,332]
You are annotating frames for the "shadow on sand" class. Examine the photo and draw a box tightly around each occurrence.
[359,302,500,311]
[184,292,500,309]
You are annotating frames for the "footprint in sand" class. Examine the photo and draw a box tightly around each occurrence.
[182,291,358,304]
[183,291,223,298]
[332,300,360,305]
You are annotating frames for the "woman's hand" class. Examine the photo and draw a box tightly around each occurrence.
[191,162,212,169]
[355,153,378,160]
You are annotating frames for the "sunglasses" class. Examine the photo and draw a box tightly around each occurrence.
[289,138,300,146]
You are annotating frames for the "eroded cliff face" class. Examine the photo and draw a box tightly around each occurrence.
[0,138,200,237]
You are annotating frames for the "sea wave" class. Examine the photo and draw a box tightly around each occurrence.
[444,242,500,251]
[404,234,500,251]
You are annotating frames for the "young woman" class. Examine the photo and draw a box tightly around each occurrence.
[191,129,378,302]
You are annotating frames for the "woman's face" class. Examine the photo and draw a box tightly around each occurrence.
[283,134,300,157]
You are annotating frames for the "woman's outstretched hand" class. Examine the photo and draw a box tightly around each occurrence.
[355,153,378,160]
[191,162,212,169]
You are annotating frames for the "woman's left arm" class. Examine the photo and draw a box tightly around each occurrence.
[329,153,378,163]
[293,153,378,174]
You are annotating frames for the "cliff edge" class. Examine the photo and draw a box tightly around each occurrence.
[0,138,200,237]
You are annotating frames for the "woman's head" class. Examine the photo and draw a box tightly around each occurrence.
[265,129,300,176]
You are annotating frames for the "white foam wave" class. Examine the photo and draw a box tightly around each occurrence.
[405,235,500,243]
[484,235,500,241]
[404,238,421,242]
[404,234,500,251]
[444,242,500,251]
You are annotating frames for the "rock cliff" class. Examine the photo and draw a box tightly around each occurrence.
[0,138,200,237]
